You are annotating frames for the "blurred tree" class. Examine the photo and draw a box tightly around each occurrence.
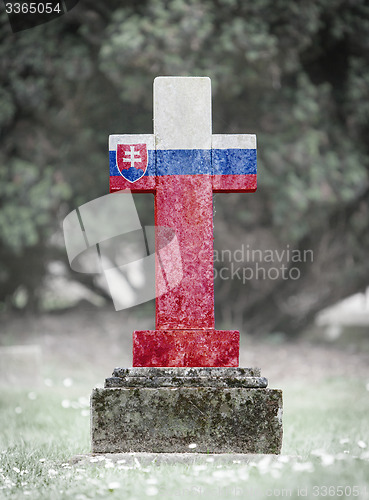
[0,0,368,334]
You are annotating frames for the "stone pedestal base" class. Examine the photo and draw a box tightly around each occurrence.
[91,368,283,454]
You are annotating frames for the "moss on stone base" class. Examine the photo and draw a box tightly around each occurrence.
[91,386,283,454]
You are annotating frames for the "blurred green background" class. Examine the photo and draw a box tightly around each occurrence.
[1,0,369,337]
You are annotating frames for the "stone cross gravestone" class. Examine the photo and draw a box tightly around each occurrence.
[91,77,283,454]
[110,77,256,367]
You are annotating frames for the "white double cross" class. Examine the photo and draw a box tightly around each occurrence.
[123,146,142,169]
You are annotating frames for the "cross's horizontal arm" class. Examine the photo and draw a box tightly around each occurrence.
[109,134,257,193]
[212,134,257,193]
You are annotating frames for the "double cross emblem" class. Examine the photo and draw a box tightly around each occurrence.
[116,143,148,182]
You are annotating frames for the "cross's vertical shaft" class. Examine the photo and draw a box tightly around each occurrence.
[154,77,214,330]
[132,78,239,366]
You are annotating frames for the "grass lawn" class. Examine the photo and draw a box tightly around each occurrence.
[1,376,369,499]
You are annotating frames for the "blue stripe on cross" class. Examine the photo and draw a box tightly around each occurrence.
[109,148,257,177]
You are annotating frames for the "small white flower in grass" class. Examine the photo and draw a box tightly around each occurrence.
[272,461,283,470]
[48,469,58,477]
[104,461,114,469]
[146,486,159,496]
[321,454,335,466]
[256,455,272,474]
[238,467,249,481]
[277,455,290,463]
[311,449,325,457]
[108,482,121,491]
[193,464,207,472]
[63,378,73,387]
[188,443,197,449]
[339,438,349,445]
[358,440,367,449]
[335,453,349,460]
[61,400,70,409]
[21,482,27,486]
[117,459,126,464]
[13,467,20,474]
[212,469,226,478]
[15,407,22,414]
[39,459,46,463]
[90,458,99,463]
[292,462,314,472]
[271,468,281,479]
[24,491,31,496]
[212,469,238,481]
[78,396,89,407]
[27,392,37,400]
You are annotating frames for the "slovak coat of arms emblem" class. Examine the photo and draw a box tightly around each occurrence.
[116,143,148,182]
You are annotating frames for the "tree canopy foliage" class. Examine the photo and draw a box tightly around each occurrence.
[0,0,369,334]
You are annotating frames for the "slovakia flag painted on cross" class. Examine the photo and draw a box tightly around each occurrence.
[116,143,148,182]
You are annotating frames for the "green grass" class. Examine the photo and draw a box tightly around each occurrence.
[1,378,369,499]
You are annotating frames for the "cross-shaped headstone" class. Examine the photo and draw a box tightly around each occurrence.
[109,77,257,367]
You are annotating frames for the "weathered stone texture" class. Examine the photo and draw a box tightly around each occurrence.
[91,385,283,454]
[113,367,261,377]
[106,366,267,388]
[105,375,268,388]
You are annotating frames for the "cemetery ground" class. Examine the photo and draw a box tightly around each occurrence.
[1,305,369,499]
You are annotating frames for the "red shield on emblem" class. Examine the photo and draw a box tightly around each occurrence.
[116,143,148,183]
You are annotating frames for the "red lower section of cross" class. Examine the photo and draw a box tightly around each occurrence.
[133,330,239,367]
